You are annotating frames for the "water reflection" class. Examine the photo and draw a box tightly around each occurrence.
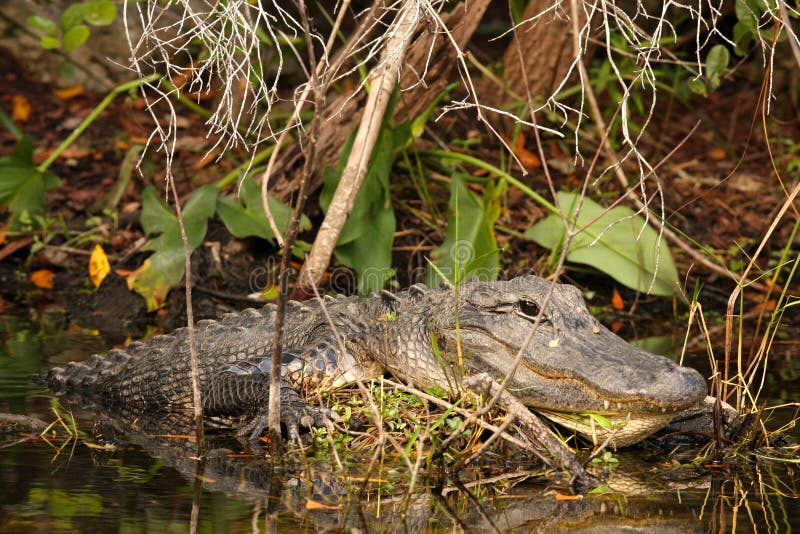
[1,312,799,532]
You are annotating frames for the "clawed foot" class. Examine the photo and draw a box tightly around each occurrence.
[237,386,332,442]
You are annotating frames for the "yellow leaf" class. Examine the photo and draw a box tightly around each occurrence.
[30,269,54,289]
[54,86,85,100]
[12,95,31,122]
[89,244,111,288]
[125,258,170,311]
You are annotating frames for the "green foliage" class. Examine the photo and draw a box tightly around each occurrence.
[126,186,218,311]
[27,0,117,53]
[0,136,61,231]
[321,123,411,295]
[688,45,731,96]
[524,191,679,296]
[427,174,501,286]
[733,0,778,56]
[590,450,620,467]
[217,172,310,241]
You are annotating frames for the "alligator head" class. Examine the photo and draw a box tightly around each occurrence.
[426,276,708,446]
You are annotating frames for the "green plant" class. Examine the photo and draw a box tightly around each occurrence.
[27,1,117,53]
[0,136,61,231]
[525,191,679,296]
[320,119,411,295]
[426,173,502,287]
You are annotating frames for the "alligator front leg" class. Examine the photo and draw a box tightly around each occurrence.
[203,372,328,440]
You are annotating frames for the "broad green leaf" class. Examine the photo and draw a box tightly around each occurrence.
[320,124,409,294]
[319,88,407,295]
[216,172,308,241]
[0,136,61,230]
[127,186,218,310]
[705,45,729,91]
[524,191,679,296]
[427,173,500,286]
[61,4,86,32]
[27,15,58,36]
[63,25,90,52]
[735,0,759,32]
[84,0,117,26]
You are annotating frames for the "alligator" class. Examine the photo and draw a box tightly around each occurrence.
[43,275,709,446]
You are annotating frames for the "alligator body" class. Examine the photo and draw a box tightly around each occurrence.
[45,275,708,446]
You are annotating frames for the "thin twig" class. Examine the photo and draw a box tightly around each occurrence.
[266,0,324,454]
[166,177,205,454]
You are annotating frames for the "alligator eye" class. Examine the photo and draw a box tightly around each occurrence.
[517,299,542,319]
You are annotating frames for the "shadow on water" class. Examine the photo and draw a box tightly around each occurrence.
[2,310,800,532]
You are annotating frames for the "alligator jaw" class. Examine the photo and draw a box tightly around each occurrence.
[435,276,709,446]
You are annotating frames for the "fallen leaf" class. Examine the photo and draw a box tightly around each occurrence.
[30,269,54,289]
[89,244,111,288]
[611,287,625,310]
[708,148,726,160]
[513,132,542,169]
[306,499,340,510]
[11,95,31,122]
[60,145,91,159]
[54,86,85,100]
[192,149,219,171]
[554,492,583,501]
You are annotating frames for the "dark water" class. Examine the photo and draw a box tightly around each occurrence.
[1,310,799,533]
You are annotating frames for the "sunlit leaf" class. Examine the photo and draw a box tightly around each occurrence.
[11,95,31,123]
[61,4,86,32]
[88,244,110,288]
[216,173,308,241]
[524,191,679,296]
[63,24,90,52]
[54,86,85,100]
[127,186,217,310]
[27,15,58,36]
[83,0,117,26]
[40,36,61,50]
[30,269,54,289]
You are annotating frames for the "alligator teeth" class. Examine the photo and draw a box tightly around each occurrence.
[603,400,611,410]
[616,403,623,410]
[662,407,668,413]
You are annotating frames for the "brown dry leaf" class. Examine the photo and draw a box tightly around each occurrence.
[11,95,31,122]
[54,86,85,100]
[708,148,727,160]
[611,287,625,310]
[193,150,219,171]
[84,441,116,450]
[89,244,111,288]
[306,499,340,510]
[30,269,54,289]
[60,145,91,159]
